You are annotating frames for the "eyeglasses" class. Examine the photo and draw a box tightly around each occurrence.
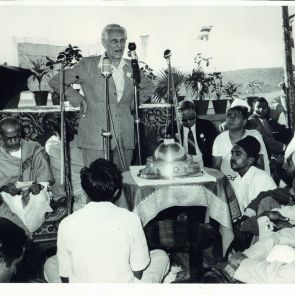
[181,116,196,123]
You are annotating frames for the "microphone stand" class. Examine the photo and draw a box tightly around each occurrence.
[101,71,111,161]
[59,63,73,215]
[131,58,142,165]
[164,50,182,146]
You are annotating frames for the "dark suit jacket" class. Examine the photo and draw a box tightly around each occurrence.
[247,114,287,155]
[168,118,218,167]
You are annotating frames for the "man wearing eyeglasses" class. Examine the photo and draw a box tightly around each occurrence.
[49,24,155,172]
[172,100,218,167]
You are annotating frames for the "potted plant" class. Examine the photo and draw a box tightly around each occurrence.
[244,80,264,109]
[46,44,83,105]
[25,56,52,105]
[153,68,186,103]
[208,72,228,114]
[184,66,210,115]
[223,81,240,104]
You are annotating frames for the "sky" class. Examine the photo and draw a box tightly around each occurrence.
[0,2,293,74]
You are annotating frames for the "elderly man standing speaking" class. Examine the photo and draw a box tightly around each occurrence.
[49,24,155,171]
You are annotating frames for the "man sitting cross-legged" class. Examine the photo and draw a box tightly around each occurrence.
[203,149,295,283]
[228,136,277,251]
[230,136,277,215]
[0,117,53,233]
[0,217,27,283]
[44,158,170,283]
[231,148,295,242]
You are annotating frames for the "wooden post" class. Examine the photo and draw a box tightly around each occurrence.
[282,6,295,132]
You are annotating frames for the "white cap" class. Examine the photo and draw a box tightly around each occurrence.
[230,98,251,112]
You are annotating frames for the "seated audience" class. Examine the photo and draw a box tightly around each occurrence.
[269,97,287,127]
[218,99,251,133]
[169,100,218,167]
[45,116,87,212]
[248,96,291,154]
[0,117,53,232]
[235,148,295,237]
[213,106,270,184]
[248,96,292,185]
[44,158,170,283]
[230,136,277,216]
[0,217,27,282]
[222,216,295,283]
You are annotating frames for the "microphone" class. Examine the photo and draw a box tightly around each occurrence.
[128,42,141,84]
[101,57,112,77]
[128,42,138,61]
[164,49,171,59]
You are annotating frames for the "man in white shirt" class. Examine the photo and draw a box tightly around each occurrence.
[231,136,277,215]
[44,158,170,283]
[213,106,270,185]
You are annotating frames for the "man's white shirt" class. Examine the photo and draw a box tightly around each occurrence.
[233,166,277,213]
[98,54,127,102]
[57,202,150,282]
[183,124,203,166]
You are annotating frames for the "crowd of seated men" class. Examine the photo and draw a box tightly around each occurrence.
[0,95,294,283]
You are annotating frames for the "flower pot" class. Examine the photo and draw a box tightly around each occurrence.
[51,92,60,105]
[33,91,48,106]
[212,99,228,114]
[193,100,209,115]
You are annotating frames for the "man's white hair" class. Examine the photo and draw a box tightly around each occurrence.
[101,24,127,42]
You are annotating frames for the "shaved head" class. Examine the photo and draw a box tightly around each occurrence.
[0,117,21,152]
[0,117,21,134]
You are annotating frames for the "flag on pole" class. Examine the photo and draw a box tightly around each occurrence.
[197,26,213,41]
[195,25,213,69]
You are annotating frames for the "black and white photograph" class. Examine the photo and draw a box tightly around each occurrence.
[0,1,295,293]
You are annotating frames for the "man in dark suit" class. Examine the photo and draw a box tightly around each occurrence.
[169,100,218,167]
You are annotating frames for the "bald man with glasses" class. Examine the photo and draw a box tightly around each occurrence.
[169,100,218,168]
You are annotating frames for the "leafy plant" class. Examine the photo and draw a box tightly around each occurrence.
[223,81,240,101]
[139,61,157,81]
[208,72,224,100]
[154,69,186,102]
[244,80,264,97]
[184,66,210,100]
[24,56,51,91]
[46,44,82,69]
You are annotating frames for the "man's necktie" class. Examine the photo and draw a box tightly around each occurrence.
[188,128,196,155]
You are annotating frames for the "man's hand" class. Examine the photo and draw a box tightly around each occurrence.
[274,220,294,231]
[228,252,247,270]
[224,264,236,279]
[260,211,288,222]
[29,182,43,195]
[1,183,21,196]
[81,100,88,118]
